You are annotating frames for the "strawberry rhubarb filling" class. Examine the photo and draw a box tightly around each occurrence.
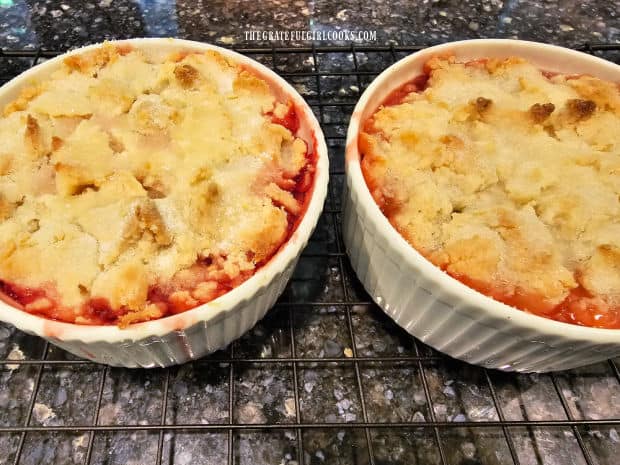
[0,44,315,327]
[360,56,620,329]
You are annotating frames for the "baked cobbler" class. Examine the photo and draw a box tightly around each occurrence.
[0,43,316,327]
[360,56,620,328]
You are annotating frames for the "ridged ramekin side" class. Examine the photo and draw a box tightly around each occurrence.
[44,259,297,367]
[343,148,620,371]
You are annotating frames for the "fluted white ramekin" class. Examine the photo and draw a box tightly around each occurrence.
[0,38,329,367]
[343,39,620,372]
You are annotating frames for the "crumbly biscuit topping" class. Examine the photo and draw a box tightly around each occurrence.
[361,56,620,327]
[0,44,313,326]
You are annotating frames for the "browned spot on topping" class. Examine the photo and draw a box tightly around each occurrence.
[63,55,85,72]
[206,182,220,201]
[25,114,43,155]
[174,64,199,88]
[51,136,64,151]
[73,183,99,195]
[26,219,40,233]
[137,174,168,199]
[529,103,555,123]
[63,45,119,75]
[467,97,493,121]
[598,244,620,260]
[78,284,89,296]
[26,114,39,135]
[475,97,492,113]
[543,124,557,139]
[108,134,125,153]
[566,99,596,121]
[145,187,166,199]
[440,134,464,149]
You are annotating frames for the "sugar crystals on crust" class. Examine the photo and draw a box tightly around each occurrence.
[0,44,313,326]
[361,56,620,327]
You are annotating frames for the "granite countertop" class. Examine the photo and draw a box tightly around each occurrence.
[0,1,620,465]
[0,0,618,49]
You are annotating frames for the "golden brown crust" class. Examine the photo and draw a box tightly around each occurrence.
[3,86,42,116]
[361,56,620,308]
[0,44,310,325]
[565,98,597,121]
[173,63,199,88]
[24,114,43,156]
[567,76,620,114]
[529,102,555,123]
[117,303,165,328]
[63,42,120,75]
[0,195,15,221]
[51,136,64,151]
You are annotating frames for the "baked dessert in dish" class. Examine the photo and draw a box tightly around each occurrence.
[0,43,316,327]
[360,55,620,329]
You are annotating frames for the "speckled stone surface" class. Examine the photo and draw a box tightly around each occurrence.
[1,1,620,464]
[0,0,619,49]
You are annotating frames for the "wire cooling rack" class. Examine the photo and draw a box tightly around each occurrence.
[0,43,619,465]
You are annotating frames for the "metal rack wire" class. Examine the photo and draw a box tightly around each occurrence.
[0,43,619,465]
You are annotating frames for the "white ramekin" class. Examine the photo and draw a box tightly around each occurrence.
[343,39,620,372]
[0,38,329,367]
